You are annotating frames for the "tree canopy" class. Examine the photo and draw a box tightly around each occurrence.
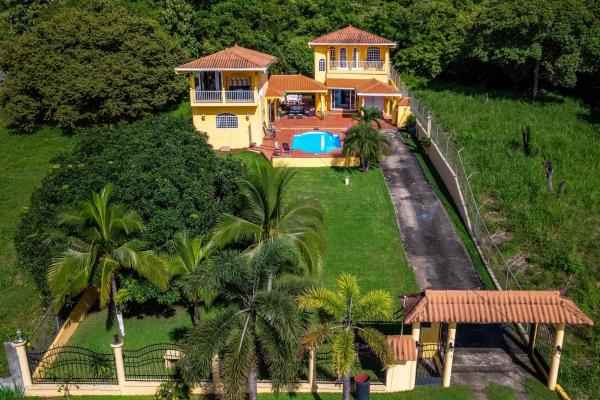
[0,0,186,132]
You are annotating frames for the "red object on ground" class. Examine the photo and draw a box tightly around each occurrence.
[354,373,370,384]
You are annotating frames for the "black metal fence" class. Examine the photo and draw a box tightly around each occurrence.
[315,346,386,385]
[27,346,117,384]
[123,343,181,381]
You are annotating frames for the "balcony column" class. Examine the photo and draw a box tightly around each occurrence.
[547,323,565,390]
[221,87,226,103]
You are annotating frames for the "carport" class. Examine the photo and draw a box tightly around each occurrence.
[402,290,593,391]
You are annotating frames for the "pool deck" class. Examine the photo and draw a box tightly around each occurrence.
[253,112,395,166]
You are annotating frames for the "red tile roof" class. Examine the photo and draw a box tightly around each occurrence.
[403,290,594,325]
[309,26,395,46]
[387,335,417,362]
[325,78,400,96]
[266,74,327,97]
[175,45,276,71]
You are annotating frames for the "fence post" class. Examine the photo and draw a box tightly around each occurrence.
[13,339,32,389]
[308,348,317,392]
[211,353,222,393]
[111,337,126,389]
[426,112,432,137]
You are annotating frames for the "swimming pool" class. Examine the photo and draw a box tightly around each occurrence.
[291,131,341,154]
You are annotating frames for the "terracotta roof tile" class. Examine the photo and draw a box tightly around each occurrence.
[176,45,276,70]
[387,335,417,362]
[403,290,593,325]
[310,26,395,46]
[266,74,327,97]
[325,78,401,96]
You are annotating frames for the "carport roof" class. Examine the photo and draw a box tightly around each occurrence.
[402,290,593,325]
[387,335,417,361]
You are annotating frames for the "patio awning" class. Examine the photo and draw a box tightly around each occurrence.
[402,289,594,325]
[266,74,328,98]
[325,78,401,97]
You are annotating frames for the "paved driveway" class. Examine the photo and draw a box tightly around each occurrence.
[380,129,537,396]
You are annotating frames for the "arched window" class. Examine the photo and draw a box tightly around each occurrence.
[319,59,326,72]
[352,48,359,68]
[366,47,381,61]
[216,113,238,129]
[339,48,347,68]
[329,47,336,60]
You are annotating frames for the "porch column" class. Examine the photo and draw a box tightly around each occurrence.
[547,323,565,390]
[411,322,421,342]
[442,322,457,387]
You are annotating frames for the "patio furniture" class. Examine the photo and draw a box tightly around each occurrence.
[274,141,282,156]
[282,142,292,155]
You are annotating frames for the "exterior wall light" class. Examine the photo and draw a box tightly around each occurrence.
[246,113,250,121]
[201,113,206,121]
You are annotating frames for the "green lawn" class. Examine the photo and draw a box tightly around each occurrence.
[227,151,419,301]
[67,306,193,352]
[410,81,598,399]
[0,123,76,373]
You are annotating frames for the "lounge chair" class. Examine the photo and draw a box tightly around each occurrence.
[282,142,292,155]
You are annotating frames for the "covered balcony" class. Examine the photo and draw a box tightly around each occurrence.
[193,89,256,104]
[329,60,385,71]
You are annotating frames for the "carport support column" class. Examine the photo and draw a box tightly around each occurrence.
[442,322,457,388]
[547,323,565,390]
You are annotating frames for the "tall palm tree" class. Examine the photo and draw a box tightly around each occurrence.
[298,274,395,400]
[47,184,168,337]
[353,106,383,128]
[167,232,216,326]
[179,239,310,400]
[343,122,391,172]
[211,162,325,289]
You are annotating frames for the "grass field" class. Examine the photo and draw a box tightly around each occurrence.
[410,81,599,399]
[0,123,76,373]
[228,151,419,299]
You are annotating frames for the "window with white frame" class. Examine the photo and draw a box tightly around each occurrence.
[319,59,326,71]
[329,47,336,61]
[366,47,381,61]
[216,113,238,129]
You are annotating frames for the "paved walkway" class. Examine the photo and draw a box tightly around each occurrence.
[380,129,537,396]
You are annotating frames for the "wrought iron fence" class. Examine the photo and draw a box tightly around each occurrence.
[123,343,182,381]
[27,346,117,384]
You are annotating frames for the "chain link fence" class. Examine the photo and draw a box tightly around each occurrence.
[391,69,522,292]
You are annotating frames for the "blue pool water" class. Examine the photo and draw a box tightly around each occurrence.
[291,131,341,154]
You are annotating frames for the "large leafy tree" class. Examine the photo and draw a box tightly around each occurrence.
[47,184,168,337]
[0,0,186,132]
[298,274,395,400]
[167,233,216,326]
[211,162,325,288]
[179,240,310,400]
[467,0,594,98]
[342,122,391,172]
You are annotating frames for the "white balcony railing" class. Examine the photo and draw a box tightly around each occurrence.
[329,60,385,71]
[193,90,255,103]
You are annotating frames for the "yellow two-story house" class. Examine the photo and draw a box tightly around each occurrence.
[175,26,407,151]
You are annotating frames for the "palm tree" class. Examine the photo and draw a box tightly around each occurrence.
[353,106,383,128]
[211,162,325,289]
[167,233,216,326]
[298,273,396,400]
[179,239,310,400]
[342,122,391,172]
[47,184,168,337]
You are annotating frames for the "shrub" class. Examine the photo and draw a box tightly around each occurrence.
[0,0,186,133]
[15,114,242,294]
[155,381,188,400]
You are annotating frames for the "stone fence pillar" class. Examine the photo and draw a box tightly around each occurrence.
[13,340,32,389]
[308,348,317,392]
[111,337,126,387]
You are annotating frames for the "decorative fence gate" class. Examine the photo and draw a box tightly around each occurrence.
[123,343,182,381]
[27,346,117,384]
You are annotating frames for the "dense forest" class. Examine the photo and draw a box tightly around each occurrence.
[0,0,598,132]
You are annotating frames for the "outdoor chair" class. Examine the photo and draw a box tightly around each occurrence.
[282,142,292,155]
